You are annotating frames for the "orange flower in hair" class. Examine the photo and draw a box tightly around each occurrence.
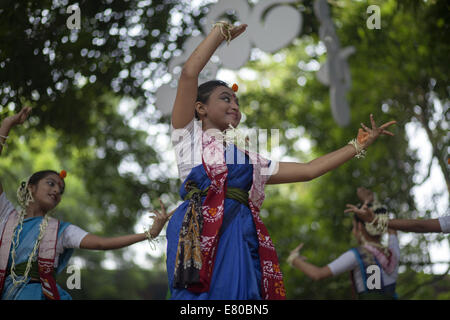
[59,170,67,179]
[231,83,238,92]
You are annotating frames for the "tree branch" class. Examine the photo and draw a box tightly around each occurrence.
[415,107,450,195]
[401,264,450,299]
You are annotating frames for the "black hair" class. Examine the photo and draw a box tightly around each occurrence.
[194,80,229,119]
[27,170,65,194]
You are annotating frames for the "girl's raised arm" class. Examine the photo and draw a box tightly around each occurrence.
[171,23,247,129]
[0,106,32,194]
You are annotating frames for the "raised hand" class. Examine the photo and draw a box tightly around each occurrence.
[344,203,375,223]
[229,24,247,41]
[148,198,175,238]
[287,243,307,266]
[2,106,32,128]
[213,22,247,43]
[357,114,396,149]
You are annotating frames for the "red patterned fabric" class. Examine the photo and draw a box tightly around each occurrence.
[38,218,60,300]
[0,211,60,299]
[189,129,285,299]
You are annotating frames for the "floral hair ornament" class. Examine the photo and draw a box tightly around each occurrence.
[59,170,67,179]
[231,83,238,92]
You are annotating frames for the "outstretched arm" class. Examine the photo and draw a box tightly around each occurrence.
[287,243,332,281]
[171,23,247,129]
[267,114,396,184]
[80,199,175,250]
[0,106,32,195]
[267,145,356,183]
[345,205,443,233]
[388,219,441,233]
[80,233,147,250]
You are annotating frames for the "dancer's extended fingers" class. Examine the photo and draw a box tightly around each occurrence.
[158,198,167,213]
[18,107,32,123]
[230,24,247,39]
[360,122,371,133]
[24,108,32,119]
[370,114,377,130]
[21,106,32,116]
[379,120,397,130]
[381,130,395,136]
[295,243,304,252]
[149,210,161,219]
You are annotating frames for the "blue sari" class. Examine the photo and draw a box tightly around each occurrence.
[1,216,73,300]
[166,144,263,299]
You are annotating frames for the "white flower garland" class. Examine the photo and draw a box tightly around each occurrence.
[348,138,366,159]
[212,21,233,45]
[365,213,389,236]
[143,227,159,251]
[10,180,50,287]
[10,210,49,287]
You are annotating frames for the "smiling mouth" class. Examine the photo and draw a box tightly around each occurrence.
[49,194,57,202]
[227,113,239,119]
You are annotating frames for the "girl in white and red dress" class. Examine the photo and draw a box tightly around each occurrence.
[167,21,397,300]
[0,107,172,300]
[288,187,400,299]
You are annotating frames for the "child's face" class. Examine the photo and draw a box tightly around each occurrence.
[29,173,64,212]
[200,85,241,131]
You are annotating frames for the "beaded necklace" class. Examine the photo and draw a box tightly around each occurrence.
[9,211,49,286]
[9,181,50,287]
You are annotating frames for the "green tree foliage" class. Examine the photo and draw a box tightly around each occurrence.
[236,0,448,299]
[0,0,447,299]
[0,0,194,299]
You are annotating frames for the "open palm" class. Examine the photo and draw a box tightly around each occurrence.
[357,114,396,149]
